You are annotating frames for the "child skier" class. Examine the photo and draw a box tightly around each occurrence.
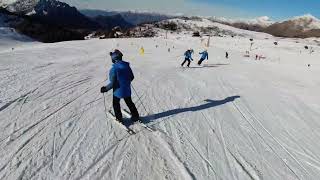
[181,49,194,67]
[100,49,140,123]
[198,50,208,65]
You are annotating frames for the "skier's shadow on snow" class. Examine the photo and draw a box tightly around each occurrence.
[188,63,230,69]
[142,95,240,124]
[205,63,230,66]
[188,65,217,68]
[211,63,230,66]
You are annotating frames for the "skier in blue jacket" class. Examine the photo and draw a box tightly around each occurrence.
[181,49,194,67]
[100,49,140,122]
[198,50,208,65]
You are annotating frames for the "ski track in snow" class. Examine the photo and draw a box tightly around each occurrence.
[1,35,320,180]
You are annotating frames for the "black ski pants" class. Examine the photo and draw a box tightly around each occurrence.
[113,96,139,121]
[198,58,205,65]
[181,58,191,67]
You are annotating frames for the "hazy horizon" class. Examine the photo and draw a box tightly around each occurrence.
[60,0,320,21]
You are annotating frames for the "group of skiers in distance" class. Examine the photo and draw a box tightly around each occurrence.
[181,49,209,67]
[181,49,229,67]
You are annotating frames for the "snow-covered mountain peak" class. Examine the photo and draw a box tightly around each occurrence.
[289,14,320,30]
[1,0,39,14]
[1,0,73,15]
[0,0,18,7]
[154,17,272,39]
[292,14,318,21]
[233,16,274,27]
[208,16,274,28]
[250,16,273,27]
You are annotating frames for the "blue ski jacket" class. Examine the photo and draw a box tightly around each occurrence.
[199,51,208,60]
[105,60,134,98]
[184,51,193,60]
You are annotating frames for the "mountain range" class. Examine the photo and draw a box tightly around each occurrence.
[264,15,320,38]
[82,9,320,38]
[1,0,320,43]
[2,0,105,29]
[80,9,173,25]
[215,15,320,38]
[0,0,136,42]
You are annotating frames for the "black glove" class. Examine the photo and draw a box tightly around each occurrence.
[100,86,108,93]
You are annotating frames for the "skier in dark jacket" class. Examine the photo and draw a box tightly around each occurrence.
[198,50,208,65]
[100,49,140,122]
[181,49,193,67]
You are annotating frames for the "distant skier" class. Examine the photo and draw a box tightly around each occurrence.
[198,50,208,65]
[225,52,229,59]
[181,49,194,67]
[100,49,140,123]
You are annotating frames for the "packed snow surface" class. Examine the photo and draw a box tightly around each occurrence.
[1,32,320,180]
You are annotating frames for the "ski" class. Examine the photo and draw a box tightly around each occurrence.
[136,121,155,132]
[107,110,136,135]
[121,109,155,132]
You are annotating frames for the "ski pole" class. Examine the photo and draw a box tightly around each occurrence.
[103,93,108,120]
[131,85,149,115]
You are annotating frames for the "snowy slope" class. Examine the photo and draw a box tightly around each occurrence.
[0,14,34,50]
[164,18,273,39]
[1,32,320,180]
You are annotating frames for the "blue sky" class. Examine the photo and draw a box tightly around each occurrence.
[62,0,320,20]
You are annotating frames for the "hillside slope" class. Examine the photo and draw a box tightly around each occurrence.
[1,33,320,179]
[0,11,34,48]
